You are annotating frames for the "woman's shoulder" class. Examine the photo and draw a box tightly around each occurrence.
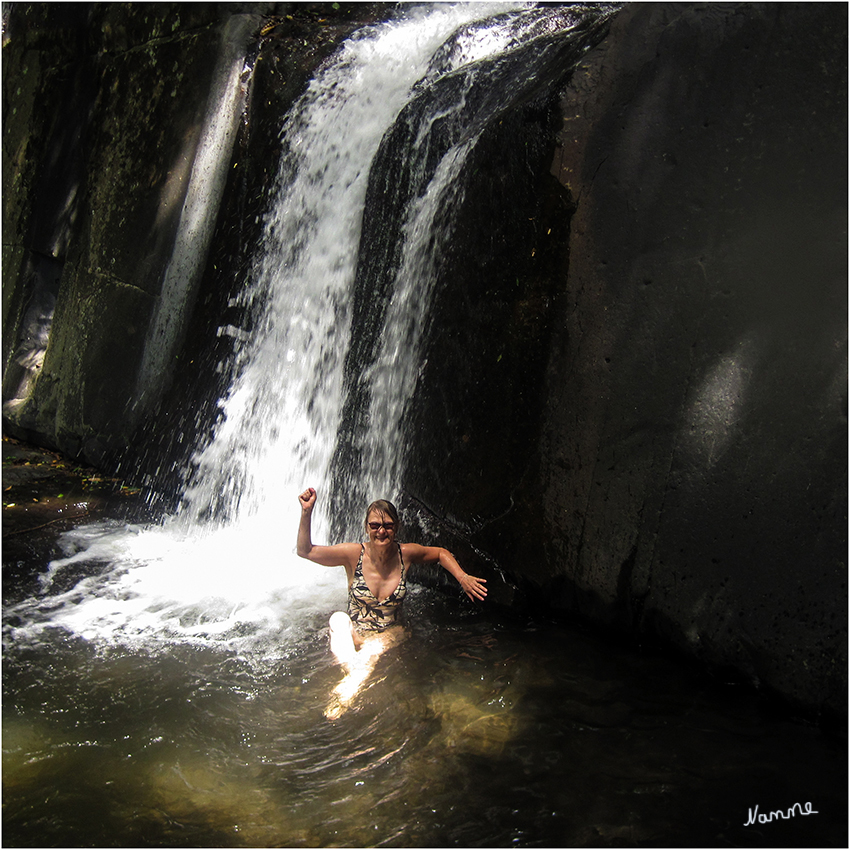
[400,542,440,561]
[336,541,363,574]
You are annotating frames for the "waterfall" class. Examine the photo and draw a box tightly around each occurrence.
[176,4,502,533]
[5,3,614,654]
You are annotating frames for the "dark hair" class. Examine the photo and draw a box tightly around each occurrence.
[364,499,400,533]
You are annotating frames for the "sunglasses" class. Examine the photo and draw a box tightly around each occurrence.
[368,522,395,531]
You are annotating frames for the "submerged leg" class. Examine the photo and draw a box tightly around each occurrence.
[325,623,406,720]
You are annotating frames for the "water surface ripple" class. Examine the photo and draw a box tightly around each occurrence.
[3,586,845,848]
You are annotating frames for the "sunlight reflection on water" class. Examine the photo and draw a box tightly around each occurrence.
[3,587,846,848]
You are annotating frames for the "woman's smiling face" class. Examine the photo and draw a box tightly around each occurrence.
[366,511,396,545]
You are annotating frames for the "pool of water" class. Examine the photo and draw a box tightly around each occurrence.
[3,579,846,848]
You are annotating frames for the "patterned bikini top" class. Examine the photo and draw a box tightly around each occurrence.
[348,543,408,632]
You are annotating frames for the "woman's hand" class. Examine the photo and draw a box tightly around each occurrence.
[299,487,317,513]
[458,572,488,602]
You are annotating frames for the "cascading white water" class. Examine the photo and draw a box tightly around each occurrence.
[4,2,534,655]
[358,141,477,500]
[177,3,517,535]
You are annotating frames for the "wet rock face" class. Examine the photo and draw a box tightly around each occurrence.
[547,1,846,719]
[2,2,390,471]
[3,4,246,463]
[404,3,846,718]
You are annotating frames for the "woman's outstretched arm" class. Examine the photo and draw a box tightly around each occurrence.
[402,543,487,601]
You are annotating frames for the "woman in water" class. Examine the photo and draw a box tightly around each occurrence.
[297,486,487,665]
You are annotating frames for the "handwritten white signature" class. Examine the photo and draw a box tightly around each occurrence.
[744,802,819,826]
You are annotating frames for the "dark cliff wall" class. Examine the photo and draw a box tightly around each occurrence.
[3,3,252,463]
[546,1,846,719]
[403,3,847,721]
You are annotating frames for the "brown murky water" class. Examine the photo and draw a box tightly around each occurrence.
[3,579,846,848]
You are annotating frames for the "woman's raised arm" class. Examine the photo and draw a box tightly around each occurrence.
[296,488,358,568]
